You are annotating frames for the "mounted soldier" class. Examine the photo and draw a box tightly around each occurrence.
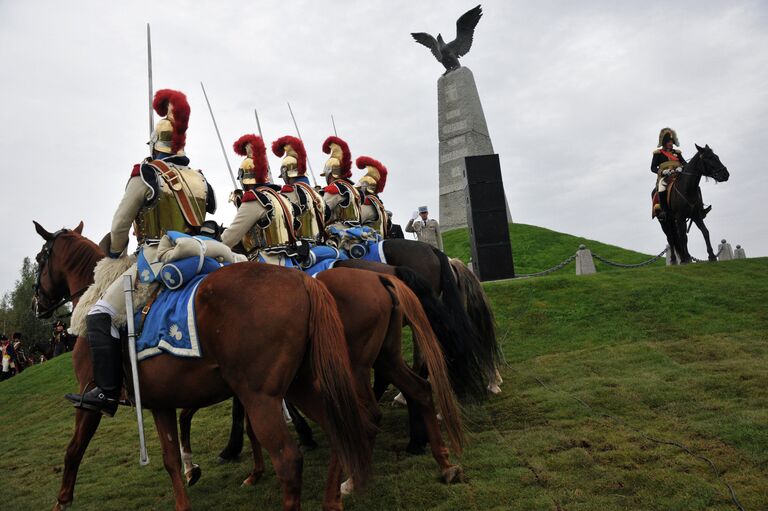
[651,127,686,220]
[65,89,217,416]
[355,156,389,238]
[320,136,362,233]
[272,135,325,246]
[221,134,299,267]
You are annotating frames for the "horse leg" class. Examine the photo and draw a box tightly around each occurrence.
[286,402,318,451]
[674,217,692,263]
[693,215,717,261]
[242,395,303,511]
[218,396,245,463]
[372,368,389,401]
[379,357,462,484]
[242,418,266,486]
[53,409,102,510]
[178,408,201,486]
[152,408,192,511]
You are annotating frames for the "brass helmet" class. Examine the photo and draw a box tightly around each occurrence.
[233,134,268,186]
[321,136,352,179]
[271,136,307,181]
[356,156,388,194]
[658,127,679,148]
[150,89,190,155]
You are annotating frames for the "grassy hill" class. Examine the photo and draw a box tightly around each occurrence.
[443,223,665,275]
[1,258,767,510]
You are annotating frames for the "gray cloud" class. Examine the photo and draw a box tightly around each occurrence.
[1,0,766,293]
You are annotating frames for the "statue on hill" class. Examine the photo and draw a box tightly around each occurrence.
[411,4,483,75]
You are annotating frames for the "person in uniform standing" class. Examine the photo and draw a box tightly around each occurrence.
[406,206,443,251]
[65,89,217,416]
[221,134,298,266]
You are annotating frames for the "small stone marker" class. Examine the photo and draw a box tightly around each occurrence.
[575,244,596,275]
[717,239,733,261]
[734,245,746,259]
[666,245,673,266]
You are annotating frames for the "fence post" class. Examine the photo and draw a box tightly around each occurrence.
[575,244,596,275]
[734,245,746,259]
[717,239,733,261]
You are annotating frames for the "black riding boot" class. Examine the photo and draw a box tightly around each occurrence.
[65,313,121,416]
[657,191,669,220]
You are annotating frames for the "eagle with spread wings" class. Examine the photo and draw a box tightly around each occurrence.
[411,4,483,75]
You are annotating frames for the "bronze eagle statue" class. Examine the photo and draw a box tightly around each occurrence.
[411,4,483,75]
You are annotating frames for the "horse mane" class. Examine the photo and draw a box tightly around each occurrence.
[61,232,104,278]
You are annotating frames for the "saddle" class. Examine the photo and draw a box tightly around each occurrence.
[651,174,679,218]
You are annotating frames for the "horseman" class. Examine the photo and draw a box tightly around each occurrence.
[272,135,325,246]
[320,136,362,234]
[651,127,686,220]
[65,89,217,416]
[355,156,389,238]
[221,134,299,266]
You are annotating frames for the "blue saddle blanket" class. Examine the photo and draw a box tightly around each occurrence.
[303,245,348,277]
[135,275,206,361]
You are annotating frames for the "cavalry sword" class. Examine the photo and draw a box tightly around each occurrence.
[331,114,338,137]
[200,82,238,190]
[124,275,149,466]
[147,23,154,156]
[287,102,318,187]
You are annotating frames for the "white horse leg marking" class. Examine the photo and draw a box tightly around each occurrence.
[340,478,355,495]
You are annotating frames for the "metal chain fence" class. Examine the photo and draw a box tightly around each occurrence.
[591,248,668,268]
[515,253,578,278]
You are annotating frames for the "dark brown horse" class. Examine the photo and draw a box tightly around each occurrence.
[657,145,729,263]
[179,267,464,504]
[32,222,372,511]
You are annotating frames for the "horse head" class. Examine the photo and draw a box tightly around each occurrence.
[695,144,730,183]
[32,221,85,319]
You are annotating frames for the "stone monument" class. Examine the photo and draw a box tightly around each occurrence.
[411,4,511,230]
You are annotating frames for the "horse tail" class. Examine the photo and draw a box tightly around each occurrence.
[448,256,502,371]
[394,265,488,401]
[303,275,372,487]
[382,275,465,455]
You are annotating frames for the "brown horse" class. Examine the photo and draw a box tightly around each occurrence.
[179,267,464,504]
[32,222,371,511]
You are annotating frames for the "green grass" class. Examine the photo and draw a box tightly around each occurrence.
[1,257,767,510]
[443,223,665,274]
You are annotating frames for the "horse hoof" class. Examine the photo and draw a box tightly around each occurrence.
[217,453,239,464]
[708,257,717,262]
[242,472,263,486]
[391,392,407,407]
[185,464,201,486]
[53,501,72,511]
[340,478,355,495]
[441,465,464,484]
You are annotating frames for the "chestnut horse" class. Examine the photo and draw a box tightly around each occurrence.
[179,267,464,501]
[32,222,371,511]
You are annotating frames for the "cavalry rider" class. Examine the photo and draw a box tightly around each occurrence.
[320,136,362,233]
[272,135,325,246]
[65,89,216,416]
[221,134,299,266]
[651,127,687,220]
[355,156,389,238]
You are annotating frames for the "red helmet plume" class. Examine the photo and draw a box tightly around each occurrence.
[271,135,307,174]
[322,136,352,178]
[233,134,268,184]
[356,156,388,193]
[153,89,190,154]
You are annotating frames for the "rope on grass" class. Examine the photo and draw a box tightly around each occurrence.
[532,375,746,511]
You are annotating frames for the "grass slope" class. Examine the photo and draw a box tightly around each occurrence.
[1,259,767,510]
[443,223,665,275]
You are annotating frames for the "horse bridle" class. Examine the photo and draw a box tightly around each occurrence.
[34,229,89,319]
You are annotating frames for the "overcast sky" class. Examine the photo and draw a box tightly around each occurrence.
[1,0,766,294]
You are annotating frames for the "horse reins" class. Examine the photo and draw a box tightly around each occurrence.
[34,229,89,319]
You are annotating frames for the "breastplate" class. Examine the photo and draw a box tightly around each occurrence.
[331,180,361,224]
[294,183,324,242]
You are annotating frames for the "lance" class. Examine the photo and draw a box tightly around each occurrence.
[254,109,273,182]
[146,23,154,156]
[331,114,338,137]
[287,102,318,187]
[124,275,149,466]
[200,82,237,190]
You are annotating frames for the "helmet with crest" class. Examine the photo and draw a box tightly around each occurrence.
[271,136,307,181]
[150,89,190,155]
[321,136,352,179]
[233,134,268,186]
[356,156,388,194]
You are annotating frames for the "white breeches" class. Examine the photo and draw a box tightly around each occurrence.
[657,176,669,192]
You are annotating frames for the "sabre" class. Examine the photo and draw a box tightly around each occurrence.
[124,275,149,466]
[200,82,238,190]
[146,23,154,156]
[331,114,338,137]
[287,102,318,187]
[254,109,274,182]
